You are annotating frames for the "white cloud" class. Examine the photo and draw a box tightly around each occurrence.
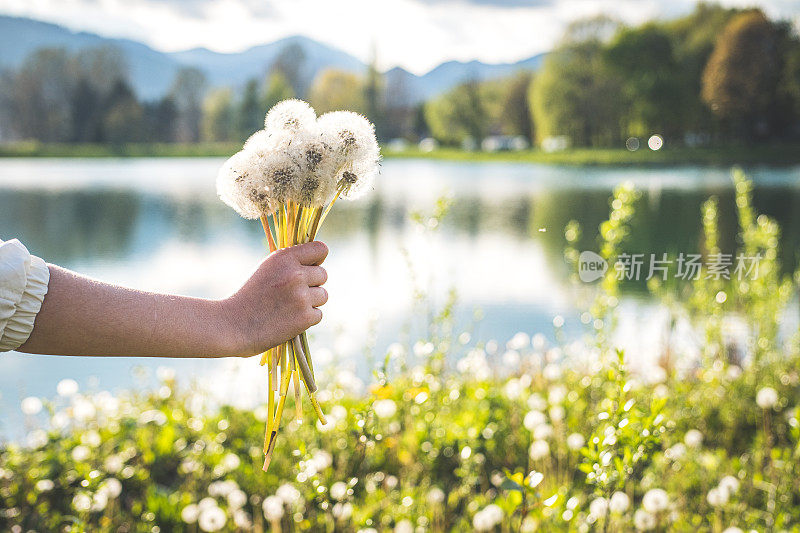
[0,0,797,73]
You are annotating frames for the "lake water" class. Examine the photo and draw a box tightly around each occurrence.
[2,157,800,436]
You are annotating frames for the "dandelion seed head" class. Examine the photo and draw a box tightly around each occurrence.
[756,386,779,409]
[216,150,274,219]
[264,99,317,134]
[634,509,656,530]
[198,505,227,532]
[609,491,629,513]
[642,488,669,513]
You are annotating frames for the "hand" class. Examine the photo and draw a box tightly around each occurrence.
[219,241,329,357]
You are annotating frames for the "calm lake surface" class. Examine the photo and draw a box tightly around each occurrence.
[1,157,799,435]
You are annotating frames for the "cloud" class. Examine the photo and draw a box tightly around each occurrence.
[0,0,797,74]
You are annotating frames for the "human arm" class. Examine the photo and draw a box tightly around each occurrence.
[15,241,329,358]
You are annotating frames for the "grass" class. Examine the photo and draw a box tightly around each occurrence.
[3,141,800,166]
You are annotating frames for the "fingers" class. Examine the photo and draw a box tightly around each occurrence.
[308,287,328,308]
[305,266,327,287]
[291,241,328,266]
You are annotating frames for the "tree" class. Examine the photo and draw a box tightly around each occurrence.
[424,79,487,145]
[307,69,365,114]
[5,48,76,141]
[530,41,623,147]
[272,43,307,96]
[261,71,294,112]
[237,79,263,140]
[605,25,685,139]
[364,49,386,139]
[701,10,782,139]
[70,77,101,142]
[102,80,143,144]
[202,88,235,142]
[500,72,534,140]
[169,67,207,143]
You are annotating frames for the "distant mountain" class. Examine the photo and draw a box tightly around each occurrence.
[0,15,544,102]
[387,54,546,102]
[169,35,366,90]
[0,16,180,99]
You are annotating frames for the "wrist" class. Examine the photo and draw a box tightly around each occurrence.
[209,297,250,357]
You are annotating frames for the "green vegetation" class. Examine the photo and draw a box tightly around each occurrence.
[2,171,800,531]
[3,4,800,152]
[5,142,800,167]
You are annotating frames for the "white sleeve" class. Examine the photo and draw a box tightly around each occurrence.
[0,239,50,352]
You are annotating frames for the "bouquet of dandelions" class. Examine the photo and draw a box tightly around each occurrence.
[216,99,379,472]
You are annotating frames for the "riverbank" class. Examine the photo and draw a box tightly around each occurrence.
[2,141,800,166]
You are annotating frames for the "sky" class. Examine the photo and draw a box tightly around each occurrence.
[1,0,799,74]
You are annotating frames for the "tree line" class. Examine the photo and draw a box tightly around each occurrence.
[1,4,799,148]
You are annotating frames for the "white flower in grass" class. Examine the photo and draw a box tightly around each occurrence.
[233,509,252,529]
[82,430,102,448]
[312,449,333,471]
[533,424,553,440]
[57,379,79,397]
[523,410,546,430]
[394,519,413,533]
[71,445,91,462]
[101,478,122,498]
[642,489,669,513]
[35,479,54,492]
[473,504,503,531]
[332,501,353,521]
[507,331,530,350]
[227,489,247,510]
[427,487,445,505]
[104,455,124,474]
[199,497,218,510]
[527,393,546,411]
[262,495,284,521]
[548,385,567,404]
[198,505,227,532]
[549,405,565,422]
[567,433,585,450]
[684,429,703,448]
[665,443,686,460]
[91,490,108,512]
[718,475,740,496]
[529,440,550,460]
[589,497,608,518]
[722,528,743,533]
[181,504,200,524]
[707,487,728,507]
[208,480,238,497]
[276,483,302,506]
[72,492,92,512]
[756,387,779,409]
[330,481,348,501]
[21,396,42,415]
[373,399,397,419]
[26,430,48,449]
[72,397,96,421]
[221,453,240,471]
[543,364,562,381]
[527,471,544,488]
[609,491,630,513]
[634,509,656,530]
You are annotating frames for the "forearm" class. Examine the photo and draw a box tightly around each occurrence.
[19,265,239,357]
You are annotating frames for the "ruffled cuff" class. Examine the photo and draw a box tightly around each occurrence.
[0,254,50,352]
